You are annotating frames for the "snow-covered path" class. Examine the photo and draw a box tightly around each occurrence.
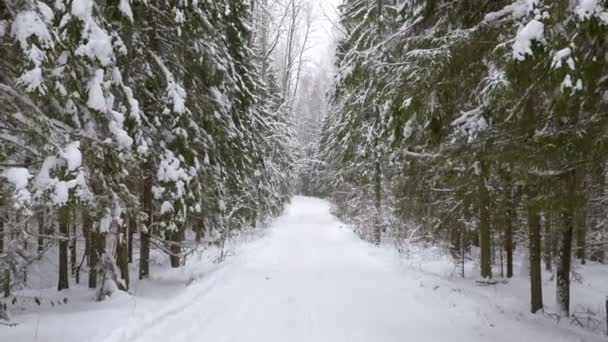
[91,196,597,342]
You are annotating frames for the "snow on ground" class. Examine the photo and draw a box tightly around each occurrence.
[399,242,608,335]
[5,196,606,341]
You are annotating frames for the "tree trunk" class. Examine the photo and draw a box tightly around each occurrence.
[557,212,574,317]
[58,206,70,291]
[557,169,576,317]
[89,230,105,289]
[373,159,382,245]
[140,230,150,279]
[140,167,153,279]
[85,212,104,289]
[281,0,298,100]
[505,219,513,278]
[478,161,492,279]
[552,221,560,269]
[527,187,543,313]
[0,213,4,254]
[575,207,586,265]
[575,168,586,265]
[195,218,205,243]
[83,211,90,267]
[70,211,77,281]
[504,181,515,278]
[37,210,45,253]
[23,229,28,284]
[589,160,605,263]
[117,216,130,290]
[128,215,135,264]
[168,228,182,268]
[3,269,9,298]
[543,212,552,271]
[449,220,462,260]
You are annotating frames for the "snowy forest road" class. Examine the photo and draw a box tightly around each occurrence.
[96,197,596,342]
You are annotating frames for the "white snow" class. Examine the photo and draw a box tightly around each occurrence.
[1,167,32,206]
[32,152,90,205]
[11,9,54,92]
[552,47,575,70]
[52,171,89,205]
[0,20,7,38]
[34,156,59,189]
[119,80,142,123]
[150,53,187,114]
[109,110,133,149]
[119,0,134,22]
[561,74,584,94]
[87,69,107,111]
[75,23,114,66]
[402,116,415,141]
[71,0,93,19]
[452,106,488,142]
[60,142,83,171]
[512,19,545,61]
[109,121,133,148]
[38,3,55,23]
[70,0,114,66]
[160,201,174,215]
[5,197,604,342]
[2,167,30,189]
[483,0,537,23]
[99,209,113,233]
[576,0,608,22]
[17,67,44,92]
[157,150,192,185]
[52,180,70,205]
[11,10,53,51]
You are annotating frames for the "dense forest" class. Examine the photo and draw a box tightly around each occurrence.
[0,0,294,300]
[307,0,608,317]
[1,0,608,336]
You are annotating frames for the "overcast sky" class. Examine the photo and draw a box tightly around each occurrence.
[306,0,342,69]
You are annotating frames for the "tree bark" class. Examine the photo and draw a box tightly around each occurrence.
[504,180,515,278]
[575,207,586,265]
[167,228,182,268]
[505,219,513,278]
[83,211,90,268]
[117,215,130,290]
[3,269,9,298]
[37,210,45,253]
[557,212,574,316]
[373,159,382,245]
[85,212,104,289]
[589,160,605,263]
[575,168,586,265]
[140,167,153,279]
[478,161,492,279]
[70,211,77,280]
[58,206,70,291]
[371,0,384,248]
[527,187,543,313]
[0,213,4,254]
[552,221,560,269]
[543,212,552,271]
[128,215,135,264]
[557,169,576,317]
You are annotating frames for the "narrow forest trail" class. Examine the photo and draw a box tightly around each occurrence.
[95,197,596,342]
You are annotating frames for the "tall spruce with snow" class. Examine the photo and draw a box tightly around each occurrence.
[318,0,400,243]
[385,0,513,279]
[0,0,294,308]
[318,0,608,317]
[483,0,608,315]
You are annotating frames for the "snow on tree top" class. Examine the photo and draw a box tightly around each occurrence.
[512,19,545,61]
